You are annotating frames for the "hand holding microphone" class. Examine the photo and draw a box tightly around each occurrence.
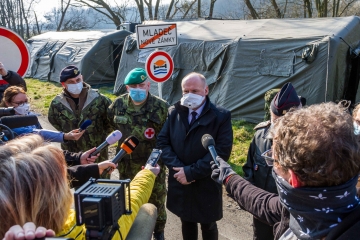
[100,135,140,178]
[79,119,92,131]
[89,130,122,157]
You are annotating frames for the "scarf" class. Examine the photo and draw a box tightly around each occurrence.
[273,170,360,239]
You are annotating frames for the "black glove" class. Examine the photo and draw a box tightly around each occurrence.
[210,156,236,185]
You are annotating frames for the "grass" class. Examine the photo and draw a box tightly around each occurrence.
[25,78,256,176]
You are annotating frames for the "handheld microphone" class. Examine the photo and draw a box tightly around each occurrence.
[201,134,220,167]
[101,135,139,178]
[0,115,39,128]
[89,130,122,157]
[79,119,92,131]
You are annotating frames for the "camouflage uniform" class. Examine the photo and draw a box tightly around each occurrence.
[107,92,168,233]
[48,83,112,162]
[264,88,280,121]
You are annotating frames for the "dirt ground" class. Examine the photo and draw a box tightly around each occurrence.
[39,116,254,240]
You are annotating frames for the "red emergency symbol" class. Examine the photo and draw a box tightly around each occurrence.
[144,128,155,139]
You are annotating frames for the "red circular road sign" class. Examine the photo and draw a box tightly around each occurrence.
[145,50,174,83]
[0,27,30,79]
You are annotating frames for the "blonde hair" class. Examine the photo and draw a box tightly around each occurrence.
[0,135,72,236]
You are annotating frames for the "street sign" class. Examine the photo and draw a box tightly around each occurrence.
[0,27,30,80]
[145,50,174,83]
[136,24,177,49]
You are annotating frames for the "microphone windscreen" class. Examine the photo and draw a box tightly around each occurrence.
[121,136,140,154]
[79,119,92,131]
[1,115,38,129]
[201,134,215,149]
[106,130,122,144]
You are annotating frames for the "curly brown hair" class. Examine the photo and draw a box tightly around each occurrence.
[0,85,26,107]
[272,102,360,187]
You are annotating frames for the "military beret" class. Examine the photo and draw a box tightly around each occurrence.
[60,65,80,82]
[124,68,148,85]
[270,82,300,116]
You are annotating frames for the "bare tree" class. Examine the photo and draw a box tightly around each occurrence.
[198,0,201,17]
[74,0,126,27]
[270,0,282,18]
[209,0,217,18]
[134,0,145,22]
[57,0,71,31]
[244,0,259,19]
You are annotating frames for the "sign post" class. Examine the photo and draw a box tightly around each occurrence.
[137,24,178,99]
[0,27,30,80]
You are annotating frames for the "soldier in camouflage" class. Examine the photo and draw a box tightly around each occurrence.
[243,83,302,240]
[107,68,168,240]
[48,66,112,162]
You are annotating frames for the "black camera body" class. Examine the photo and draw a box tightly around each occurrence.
[74,178,132,239]
[0,107,15,117]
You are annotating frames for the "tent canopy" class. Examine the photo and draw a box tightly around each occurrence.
[115,17,360,123]
[26,29,132,85]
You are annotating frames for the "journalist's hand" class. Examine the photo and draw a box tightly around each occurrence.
[98,160,117,175]
[3,222,55,240]
[211,156,236,185]
[0,62,8,76]
[64,129,85,141]
[80,147,99,165]
[145,163,160,176]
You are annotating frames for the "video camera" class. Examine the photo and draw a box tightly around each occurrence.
[74,178,132,240]
[0,107,15,117]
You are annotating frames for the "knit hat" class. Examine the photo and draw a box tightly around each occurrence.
[270,82,300,116]
[60,65,80,82]
[124,68,148,85]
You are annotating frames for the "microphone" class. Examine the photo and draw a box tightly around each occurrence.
[79,119,92,131]
[0,115,39,129]
[89,130,122,157]
[101,135,139,178]
[201,134,220,167]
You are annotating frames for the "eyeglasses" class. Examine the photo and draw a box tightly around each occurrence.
[12,98,30,106]
[261,149,275,166]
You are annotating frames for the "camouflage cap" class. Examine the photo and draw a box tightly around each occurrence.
[60,65,80,82]
[270,82,300,116]
[124,68,148,85]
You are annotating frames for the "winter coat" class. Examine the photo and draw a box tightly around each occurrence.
[157,97,233,223]
[226,174,360,240]
[242,121,277,194]
[48,83,112,162]
[0,70,27,100]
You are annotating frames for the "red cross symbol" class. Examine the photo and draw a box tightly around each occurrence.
[144,128,155,139]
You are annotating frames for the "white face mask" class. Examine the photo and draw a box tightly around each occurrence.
[14,103,30,115]
[180,93,205,110]
[66,82,83,95]
[354,122,360,135]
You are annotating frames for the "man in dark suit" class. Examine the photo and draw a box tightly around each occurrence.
[157,72,233,240]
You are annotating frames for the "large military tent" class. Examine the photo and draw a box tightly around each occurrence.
[114,16,360,123]
[26,29,132,85]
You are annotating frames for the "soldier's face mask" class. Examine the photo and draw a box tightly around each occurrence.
[129,88,147,102]
[180,93,204,110]
[66,82,83,95]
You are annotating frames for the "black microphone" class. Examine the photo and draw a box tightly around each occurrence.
[79,119,92,131]
[201,134,220,167]
[0,115,39,129]
[90,130,122,157]
[101,135,140,178]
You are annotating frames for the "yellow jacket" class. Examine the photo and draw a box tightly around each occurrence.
[56,169,156,239]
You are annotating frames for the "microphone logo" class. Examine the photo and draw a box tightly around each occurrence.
[128,139,136,148]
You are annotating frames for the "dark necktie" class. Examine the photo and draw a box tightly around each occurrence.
[190,111,197,126]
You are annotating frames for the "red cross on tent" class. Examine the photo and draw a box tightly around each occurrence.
[144,128,155,139]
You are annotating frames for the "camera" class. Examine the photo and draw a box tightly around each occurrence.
[74,178,132,240]
[146,148,162,166]
[0,107,15,117]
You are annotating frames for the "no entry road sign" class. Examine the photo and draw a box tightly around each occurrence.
[0,27,30,80]
[136,24,177,49]
[145,50,174,83]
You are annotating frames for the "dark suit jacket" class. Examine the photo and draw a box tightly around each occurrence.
[157,97,233,223]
